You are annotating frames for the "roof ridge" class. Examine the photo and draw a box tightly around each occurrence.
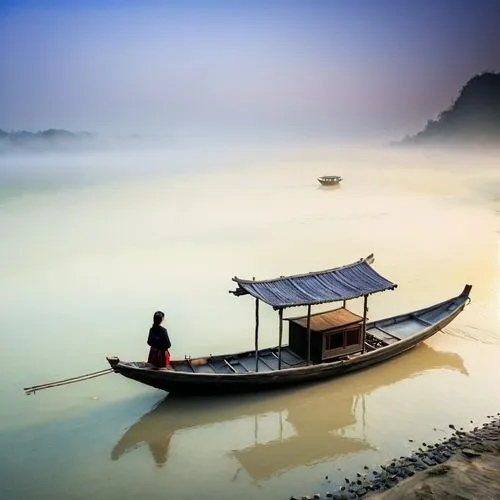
[232,254,372,285]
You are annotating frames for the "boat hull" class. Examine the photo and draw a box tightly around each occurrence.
[318,176,342,186]
[107,285,471,395]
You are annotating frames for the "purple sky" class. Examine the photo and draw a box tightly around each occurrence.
[1,0,499,140]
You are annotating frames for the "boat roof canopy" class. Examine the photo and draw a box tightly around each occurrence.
[230,254,397,309]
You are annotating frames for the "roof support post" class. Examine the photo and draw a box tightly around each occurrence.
[342,299,346,308]
[278,308,283,370]
[362,294,368,353]
[306,304,312,365]
[255,297,260,372]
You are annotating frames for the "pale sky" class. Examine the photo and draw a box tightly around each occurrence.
[1,0,499,140]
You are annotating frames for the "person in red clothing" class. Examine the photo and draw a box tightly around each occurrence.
[147,311,172,368]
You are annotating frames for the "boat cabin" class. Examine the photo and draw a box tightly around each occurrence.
[230,253,398,371]
[287,307,364,363]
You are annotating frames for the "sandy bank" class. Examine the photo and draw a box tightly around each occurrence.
[297,415,500,500]
[366,436,500,499]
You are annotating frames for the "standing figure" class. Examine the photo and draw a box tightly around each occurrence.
[147,311,171,368]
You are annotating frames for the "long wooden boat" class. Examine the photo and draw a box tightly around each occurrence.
[110,343,467,472]
[106,254,472,396]
[318,175,342,186]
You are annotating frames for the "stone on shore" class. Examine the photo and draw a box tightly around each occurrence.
[294,415,500,500]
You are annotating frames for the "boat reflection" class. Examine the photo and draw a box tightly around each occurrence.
[111,344,467,480]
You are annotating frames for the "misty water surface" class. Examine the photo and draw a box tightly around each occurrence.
[1,142,500,500]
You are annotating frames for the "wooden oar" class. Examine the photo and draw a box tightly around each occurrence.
[24,368,113,395]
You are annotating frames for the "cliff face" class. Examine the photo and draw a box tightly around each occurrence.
[399,72,500,146]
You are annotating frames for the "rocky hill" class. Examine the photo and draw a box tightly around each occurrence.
[397,72,500,147]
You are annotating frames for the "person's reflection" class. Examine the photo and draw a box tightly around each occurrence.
[148,440,170,467]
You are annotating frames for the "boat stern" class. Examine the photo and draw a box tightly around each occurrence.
[461,284,473,300]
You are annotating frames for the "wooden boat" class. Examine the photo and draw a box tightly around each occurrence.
[110,343,467,474]
[318,175,342,186]
[106,254,472,395]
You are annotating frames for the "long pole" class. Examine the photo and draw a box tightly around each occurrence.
[306,304,312,365]
[362,294,368,353]
[24,368,112,395]
[255,297,260,371]
[278,308,283,370]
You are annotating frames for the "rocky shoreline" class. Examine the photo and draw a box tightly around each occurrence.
[294,414,500,500]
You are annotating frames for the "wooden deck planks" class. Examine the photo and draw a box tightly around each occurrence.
[366,327,399,344]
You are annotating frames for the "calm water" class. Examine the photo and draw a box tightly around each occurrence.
[1,143,500,500]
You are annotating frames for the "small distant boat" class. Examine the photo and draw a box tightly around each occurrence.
[318,175,342,186]
[106,254,472,396]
